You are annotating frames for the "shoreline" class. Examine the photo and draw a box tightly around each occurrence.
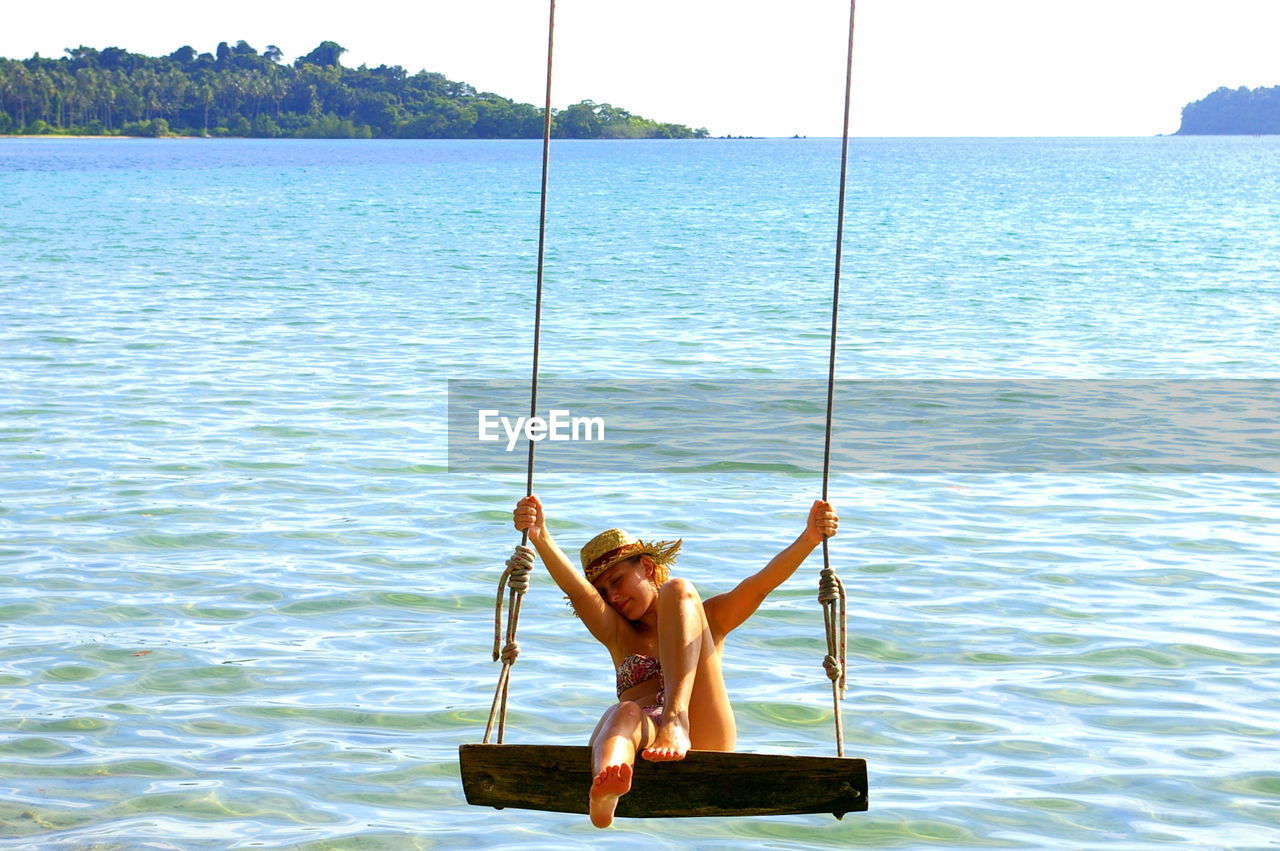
[4,134,1253,142]
[2,134,201,140]
[0,134,720,141]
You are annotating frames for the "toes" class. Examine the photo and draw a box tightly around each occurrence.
[593,763,634,791]
[641,740,687,762]
[641,746,683,762]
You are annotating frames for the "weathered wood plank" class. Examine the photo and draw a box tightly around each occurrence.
[459,744,867,819]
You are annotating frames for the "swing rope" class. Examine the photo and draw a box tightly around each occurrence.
[483,0,556,746]
[819,0,859,759]
[483,0,859,759]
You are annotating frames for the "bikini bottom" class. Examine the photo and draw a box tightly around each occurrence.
[640,690,665,725]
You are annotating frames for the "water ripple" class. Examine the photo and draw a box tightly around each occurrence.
[3,138,1279,848]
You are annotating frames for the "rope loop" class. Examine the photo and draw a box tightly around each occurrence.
[485,544,537,742]
[818,547,849,755]
[493,545,535,661]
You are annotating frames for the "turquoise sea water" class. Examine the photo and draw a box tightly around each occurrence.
[2,137,1279,849]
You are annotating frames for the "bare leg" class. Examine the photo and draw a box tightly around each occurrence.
[587,701,654,828]
[642,577,713,762]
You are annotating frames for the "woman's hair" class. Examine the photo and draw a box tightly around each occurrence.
[640,554,671,588]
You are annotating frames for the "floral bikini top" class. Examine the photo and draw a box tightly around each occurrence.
[616,653,664,699]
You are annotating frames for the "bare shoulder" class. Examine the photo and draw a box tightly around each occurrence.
[573,593,639,651]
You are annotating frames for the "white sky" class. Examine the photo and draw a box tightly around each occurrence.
[5,0,1279,136]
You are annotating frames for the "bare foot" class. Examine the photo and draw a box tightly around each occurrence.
[641,713,691,762]
[589,762,632,828]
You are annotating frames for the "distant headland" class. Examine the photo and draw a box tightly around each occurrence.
[1177,85,1280,135]
[0,41,709,140]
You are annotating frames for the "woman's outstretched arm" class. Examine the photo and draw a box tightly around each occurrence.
[704,500,839,638]
[514,494,627,647]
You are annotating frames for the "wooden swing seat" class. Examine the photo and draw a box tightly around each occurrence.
[459,744,868,819]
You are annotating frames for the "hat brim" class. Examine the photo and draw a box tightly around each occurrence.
[586,538,682,583]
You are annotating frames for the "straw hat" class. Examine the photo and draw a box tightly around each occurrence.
[579,528,682,583]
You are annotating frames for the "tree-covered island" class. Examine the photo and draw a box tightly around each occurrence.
[1177,85,1280,135]
[0,41,710,139]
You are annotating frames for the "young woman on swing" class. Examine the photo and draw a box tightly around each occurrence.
[512,494,839,828]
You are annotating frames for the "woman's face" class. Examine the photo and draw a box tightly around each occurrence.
[592,555,656,620]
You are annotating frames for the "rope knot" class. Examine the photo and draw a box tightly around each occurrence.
[505,545,534,594]
[818,567,841,605]
[823,654,842,682]
[500,640,521,666]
